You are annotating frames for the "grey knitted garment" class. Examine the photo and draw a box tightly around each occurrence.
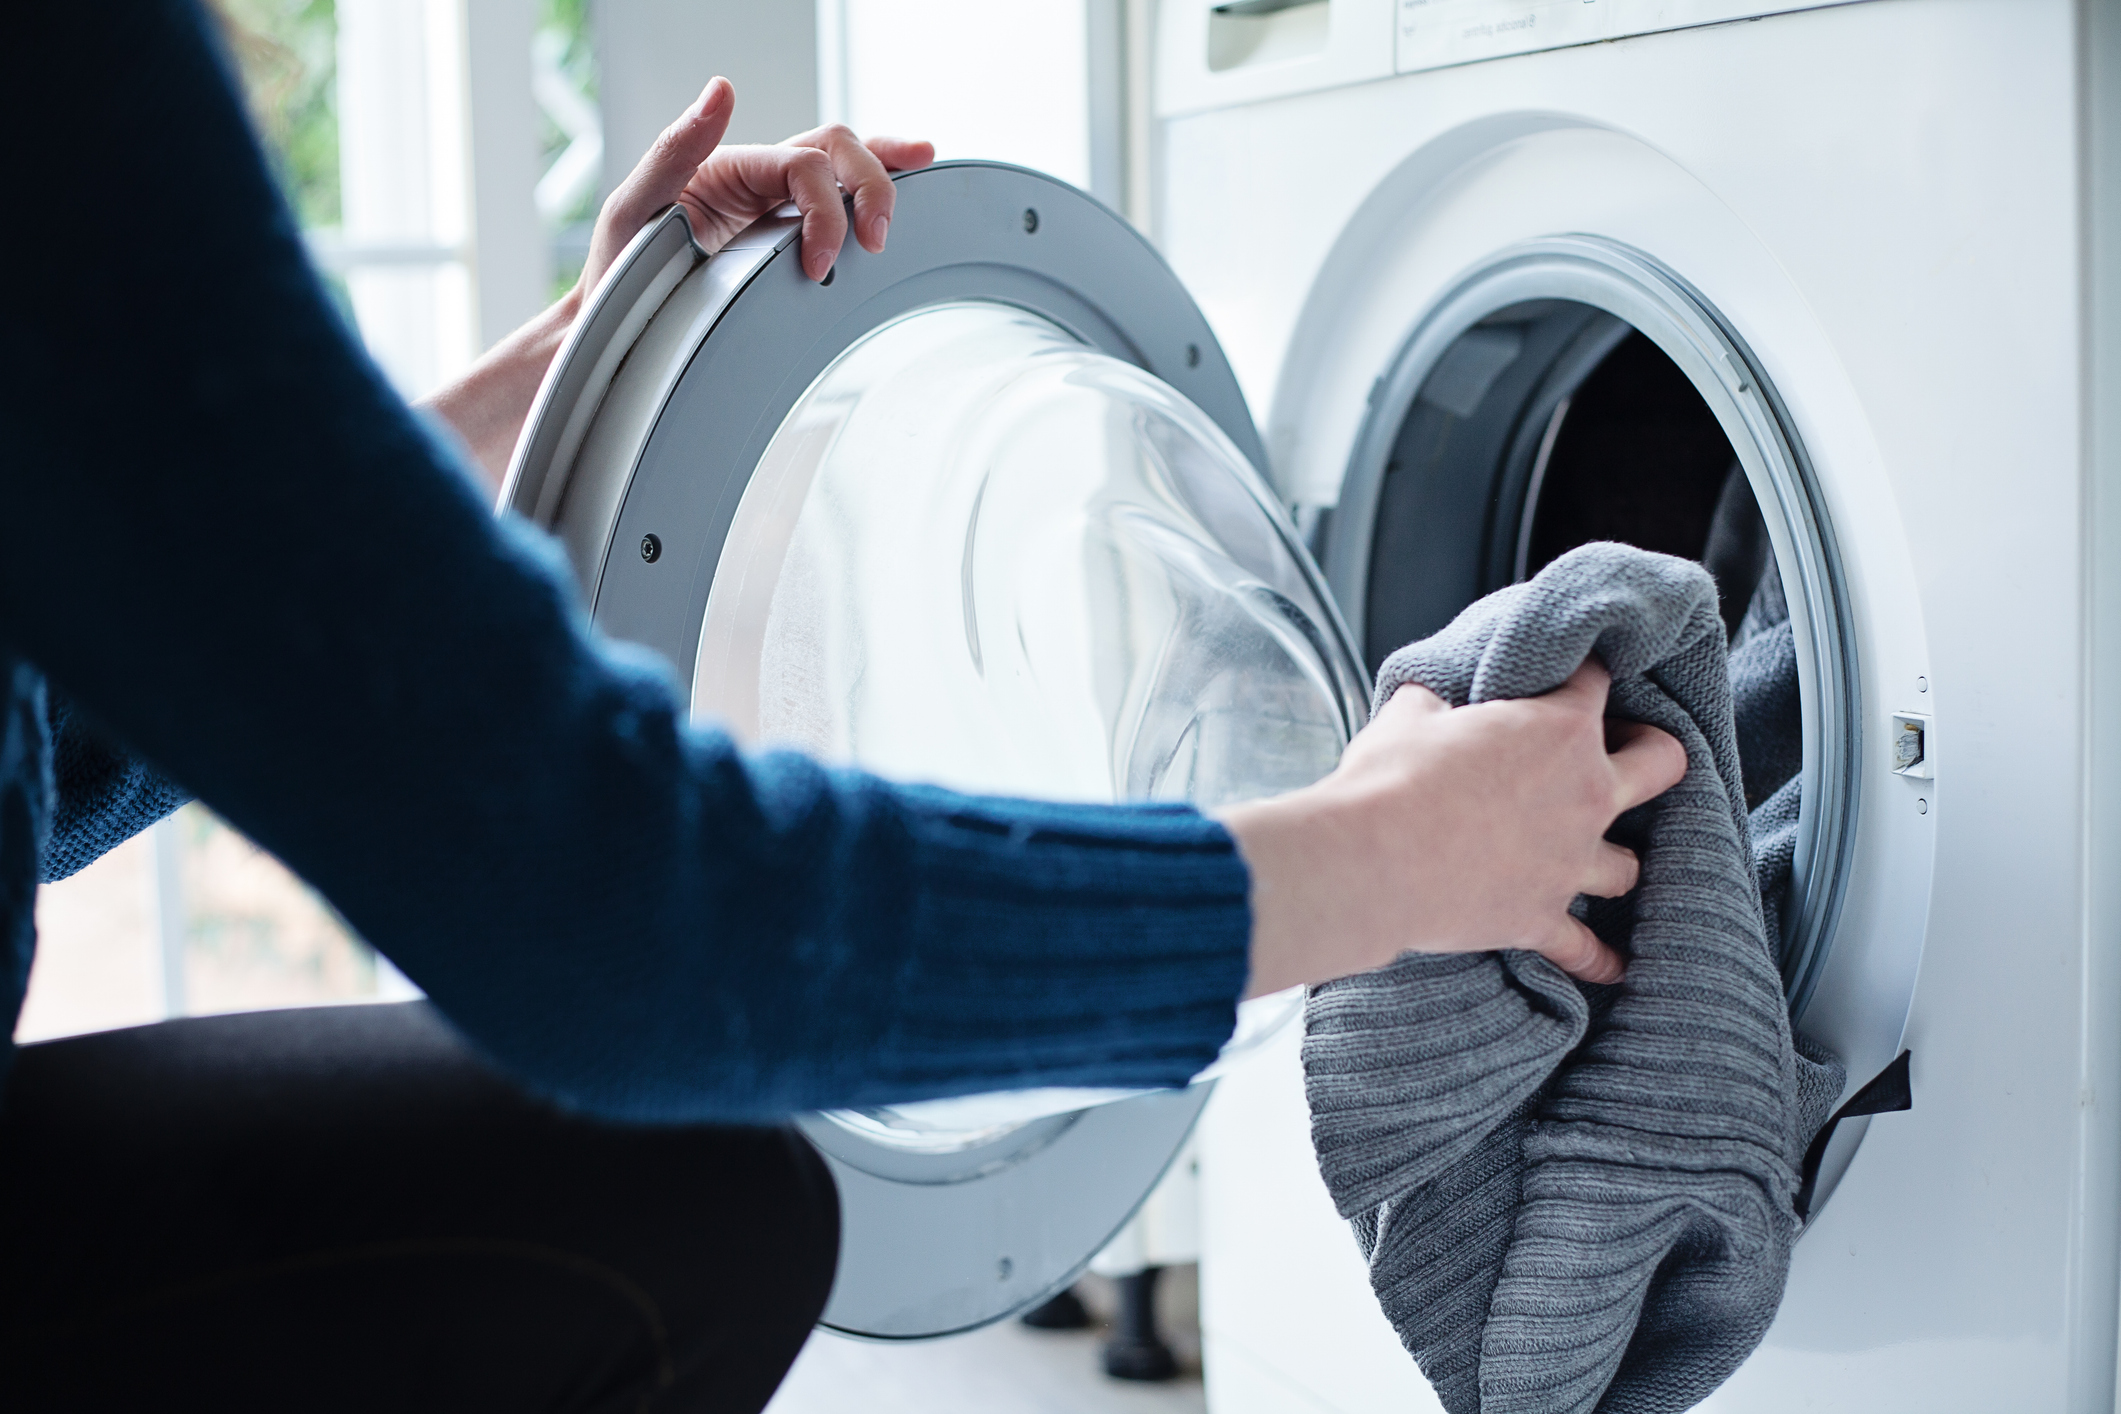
[1730,559,1801,950]
[1302,542,1842,1414]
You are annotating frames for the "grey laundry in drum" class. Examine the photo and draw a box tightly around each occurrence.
[1730,561,1803,951]
[1301,542,1843,1414]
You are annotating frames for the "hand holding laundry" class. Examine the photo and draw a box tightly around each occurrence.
[1219,652,1685,997]
[1304,542,1844,1414]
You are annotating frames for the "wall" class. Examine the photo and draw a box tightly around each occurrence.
[594,0,820,190]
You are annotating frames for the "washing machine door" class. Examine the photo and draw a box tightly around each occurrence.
[501,162,1369,1340]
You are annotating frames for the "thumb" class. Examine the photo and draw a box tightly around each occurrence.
[1379,682,1450,718]
[1534,913,1625,985]
[584,78,735,294]
[628,78,735,215]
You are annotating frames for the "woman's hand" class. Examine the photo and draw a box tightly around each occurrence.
[422,78,934,492]
[1218,658,1687,997]
[585,77,934,291]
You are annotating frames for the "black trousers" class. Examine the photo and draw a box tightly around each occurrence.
[0,1003,839,1412]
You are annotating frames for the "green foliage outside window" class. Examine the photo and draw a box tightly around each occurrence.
[214,0,341,231]
[542,0,595,104]
[541,0,598,296]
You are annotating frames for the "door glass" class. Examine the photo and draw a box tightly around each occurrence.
[693,300,1367,1146]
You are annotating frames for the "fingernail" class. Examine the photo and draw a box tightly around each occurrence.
[875,214,890,244]
[687,76,726,118]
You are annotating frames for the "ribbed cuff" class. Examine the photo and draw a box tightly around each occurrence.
[872,786,1253,1099]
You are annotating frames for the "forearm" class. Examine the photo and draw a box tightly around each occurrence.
[417,287,581,494]
[825,784,1250,1109]
[403,726,1252,1121]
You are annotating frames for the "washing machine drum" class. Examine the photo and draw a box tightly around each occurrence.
[501,163,1368,1340]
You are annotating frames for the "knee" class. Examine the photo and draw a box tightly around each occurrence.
[765,1127,840,1328]
[649,1126,841,1409]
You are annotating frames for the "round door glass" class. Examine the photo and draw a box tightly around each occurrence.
[691,301,1367,1147]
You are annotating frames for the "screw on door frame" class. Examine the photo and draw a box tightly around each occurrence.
[640,533,662,563]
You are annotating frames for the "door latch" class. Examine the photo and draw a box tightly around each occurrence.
[1890,712,1931,778]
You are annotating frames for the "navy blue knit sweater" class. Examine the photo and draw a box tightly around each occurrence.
[0,0,1252,1119]
[39,692,191,885]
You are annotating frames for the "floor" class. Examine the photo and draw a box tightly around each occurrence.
[766,1273,1207,1414]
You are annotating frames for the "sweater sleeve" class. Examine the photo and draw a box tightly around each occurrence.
[0,0,1251,1120]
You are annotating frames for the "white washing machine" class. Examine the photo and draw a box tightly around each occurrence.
[499,1,2121,1406]
[1149,1,2121,1411]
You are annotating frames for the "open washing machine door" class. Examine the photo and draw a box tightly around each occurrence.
[500,162,1368,1340]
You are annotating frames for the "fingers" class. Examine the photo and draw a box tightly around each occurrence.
[1544,655,1611,717]
[867,136,936,173]
[674,122,932,281]
[577,78,735,302]
[611,78,736,244]
[1535,914,1626,985]
[781,123,899,255]
[1583,841,1640,899]
[778,146,851,280]
[1547,654,1683,811]
[1607,720,1688,810]
[1381,681,1449,717]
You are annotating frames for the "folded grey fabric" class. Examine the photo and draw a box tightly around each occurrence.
[1302,542,1843,1414]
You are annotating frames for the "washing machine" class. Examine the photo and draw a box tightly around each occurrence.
[1148,1,2121,1411]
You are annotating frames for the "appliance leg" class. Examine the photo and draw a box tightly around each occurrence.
[1101,1267,1177,1382]
[1019,1284,1091,1330]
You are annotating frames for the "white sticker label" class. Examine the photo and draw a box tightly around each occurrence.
[1396,0,1867,75]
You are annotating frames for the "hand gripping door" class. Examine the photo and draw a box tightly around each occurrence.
[501,163,1368,1338]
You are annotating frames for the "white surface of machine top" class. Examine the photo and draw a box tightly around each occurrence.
[1160,0,1873,118]
[1396,0,1869,73]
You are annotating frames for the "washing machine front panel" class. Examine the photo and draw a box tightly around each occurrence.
[1166,4,2100,1411]
[1234,118,1920,1230]
[501,164,1366,1340]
